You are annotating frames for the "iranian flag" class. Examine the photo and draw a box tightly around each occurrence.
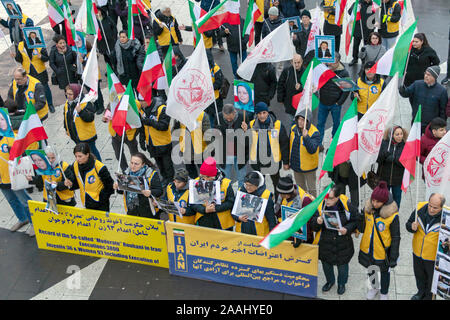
[106,64,125,113]
[399,105,421,192]
[319,98,358,179]
[197,0,240,33]
[9,102,48,160]
[372,0,381,10]
[137,37,165,104]
[46,0,64,28]
[112,81,142,136]
[131,0,149,18]
[295,64,313,115]
[399,0,408,27]
[80,36,99,104]
[345,0,360,56]
[243,0,262,47]
[128,0,135,40]
[369,20,417,76]
[188,0,202,46]
[75,0,102,40]
[62,0,77,46]
[260,182,334,250]
[335,0,348,26]
[157,43,176,89]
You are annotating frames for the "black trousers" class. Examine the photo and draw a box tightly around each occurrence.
[254,22,263,46]
[154,152,174,187]
[413,254,435,300]
[111,134,139,172]
[352,36,370,60]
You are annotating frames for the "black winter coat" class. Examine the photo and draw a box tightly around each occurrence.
[220,19,249,53]
[318,63,350,106]
[277,65,305,115]
[97,16,117,56]
[140,104,172,157]
[378,0,401,38]
[376,139,405,186]
[311,198,358,265]
[261,17,283,39]
[347,0,375,40]
[49,45,78,90]
[250,63,277,105]
[292,23,311,57]
[404,46,440,87]
[279,0,305,18]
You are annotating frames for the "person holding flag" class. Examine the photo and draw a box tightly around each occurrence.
[96,6,117,66]
[152,6,183,58]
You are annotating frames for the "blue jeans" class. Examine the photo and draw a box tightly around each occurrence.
[223,156,246,188]
[389,185,402,208]
[322,261,349,286]
[2,188,32,224]
[317,103,342,145]
[229,50,247,77]
[382,37,397,51]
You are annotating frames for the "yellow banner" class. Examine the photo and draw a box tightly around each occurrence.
[165,222,319,298]
[29,201,168,268]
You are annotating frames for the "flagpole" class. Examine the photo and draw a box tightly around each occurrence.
[238,23,243,66]
[138,14,147,41]
[1,31,18,66]
[401,45,412,86]
[414,155,419,222]
[117,126,126,173]
[214,99,221,125]
[98,18,111,55]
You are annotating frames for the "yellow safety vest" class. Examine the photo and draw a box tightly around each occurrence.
[166,183,195,224]
[64,101,97,142]
[73,160,105,207]
[12,75,48,120]
[0,136,14,186]
[194,177,235,230]
[360,208,399,261]
[289,124,319,172]
[143,105,172,147]
[356,78,384,115]
[235,188,272,237]
[281,186,312,207]
[386,1,400,34]
[179,112,207,155]
[250,119,281,163]
[255,0,265,22]
[210,64,220,99]
[412,202,441,261]
[42,161,75,202]
[323,0,337,25]
[18,41,46,74]
[157,16,179,46]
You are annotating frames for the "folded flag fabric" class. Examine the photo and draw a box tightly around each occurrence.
[111,81,142,136]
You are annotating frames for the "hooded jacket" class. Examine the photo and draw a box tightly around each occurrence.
[420,123,442,164]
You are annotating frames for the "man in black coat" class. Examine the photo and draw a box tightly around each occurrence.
[293,10,312,57]
[277,54,305,116]
[250,63,277,106]
[278,0,305,19]
[348,0,376,66]
[220,18,249,78]
[96,7,117,66]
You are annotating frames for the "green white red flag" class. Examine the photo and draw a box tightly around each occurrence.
[106,64,125,115]
[345,0,360,56]
[62,0,77,46]
[197,0,240,33]
[400,105,421,192]
[46,0,64,28]
[335,0,348,26]
[112,81,142,136]
[74,0,102,40]
[243,0,261,47]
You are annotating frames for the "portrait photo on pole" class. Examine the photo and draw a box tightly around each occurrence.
[322,210,342,231]
[233,79,254,113]
[189,179,221,205]
[1,0,21,19]
[281,205,307,241]
[231,191,268,224]
[0,107,15,138]
[23,27,46,49]
[332,77,360,92]
[25,149,57,176]
[44,180,59,215]
[282,16,302,33]
[72,31,87,55]
[115,172,146,194]
[315,35,335,63]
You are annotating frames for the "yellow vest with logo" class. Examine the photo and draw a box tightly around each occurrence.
[73,160,105,207]
[412,202,441,261]
[179,112,207,155]
[210,64,220,99]
[64,101,97,142]
[359,208,399,261]
[250,119,281,163]
[386,1,400,34]
[255,0,265,22]
[166,183,195,224]
[235,188,272,237]
[42,161,75,202]
[356,78,384,114]
[12,75,48,120]
[281,186,312,207]
[143,105,172,147]
[289,124,319,172]
[157,16,179,46]
[323,0,337,25]
[18,41,46,74]
[194,178,235,230]
[0,137,14,186]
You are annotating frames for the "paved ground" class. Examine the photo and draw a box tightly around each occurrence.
[0,0,448,301]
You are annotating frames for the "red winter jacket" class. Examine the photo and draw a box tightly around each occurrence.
[420,123,441,164]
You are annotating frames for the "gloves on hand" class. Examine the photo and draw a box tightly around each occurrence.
[292,238,302,248]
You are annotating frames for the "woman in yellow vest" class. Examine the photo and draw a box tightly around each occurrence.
[64,142,114,212]
[358,181,400,300]
[163,168,195,224]
[406,194,445,300]
[113,152,163,219]
[191,157,236,231]
[63,83,101,162]
[378,0,402,50]
[26,146,76,206]
[233,171,277,237]
[140,96,173,187]
[311,184,358,295]
[352,61,385,119]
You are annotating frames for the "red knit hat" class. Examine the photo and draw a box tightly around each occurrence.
[199,157,217,177]
[371,181,389,203]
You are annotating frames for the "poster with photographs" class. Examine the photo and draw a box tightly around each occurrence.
[234,79,254,113]
[0,107,14,138]
[281,205,307,241]
[231,191,268,224]
[332,77,361,92]
[189,179,221,205]
[315,35,335,63]
[322,210,342,231]
[282,16,302,33]
[152,197,182,218]
[44,180,58,215]
[115,172,146,194]
[23,27,46,49]
[1,0,21,19]
[25,150,56,176]
[431,207,450,299]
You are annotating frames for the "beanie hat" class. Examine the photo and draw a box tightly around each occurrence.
[268,6,279,16]
[276,175,295,194]
[371,181,390,204]
[426,65,440,79]
[244,171,262,187]
[174,168,189,182]
[254,101,269,114]
[301,9,311,19]
[199,157,217,177]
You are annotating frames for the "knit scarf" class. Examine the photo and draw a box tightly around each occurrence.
[115,39,135,76]
[125,165,148,211]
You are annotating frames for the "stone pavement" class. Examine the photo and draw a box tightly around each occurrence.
[0,0,448,300]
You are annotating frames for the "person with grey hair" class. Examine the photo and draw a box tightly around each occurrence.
[406,193,446,300]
